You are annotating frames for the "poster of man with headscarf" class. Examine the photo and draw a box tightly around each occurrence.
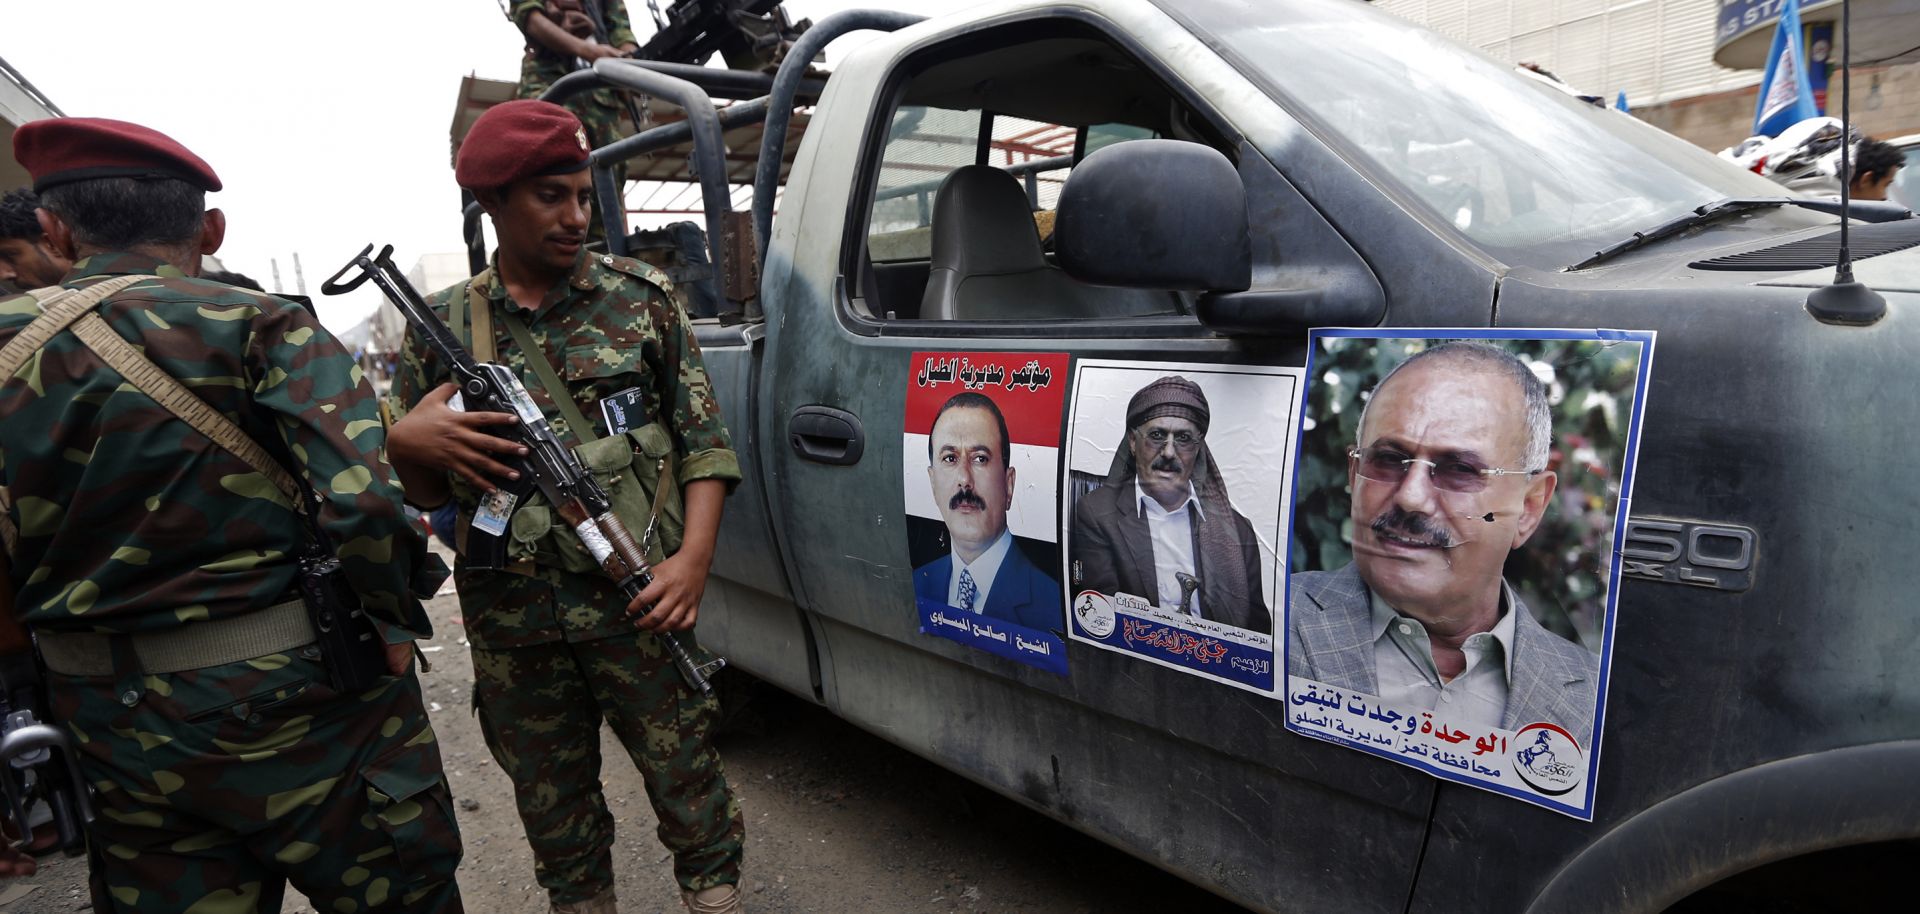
[1282,329,1654,821]
[1063,359,1305,693]
[905,351,1070,675]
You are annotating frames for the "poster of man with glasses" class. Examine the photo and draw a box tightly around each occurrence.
[1064,360,1304,694]
[1283,329,1654,820]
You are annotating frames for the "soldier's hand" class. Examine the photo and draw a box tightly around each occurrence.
[543,0,597,38]
[385,641,415,676]
[563,12,597,38]
[389,384,527,494]
[627,550,710,632]
[576,41,624,62]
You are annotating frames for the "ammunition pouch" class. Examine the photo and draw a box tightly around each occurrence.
[450,282,686,578]
[487,421,683,575]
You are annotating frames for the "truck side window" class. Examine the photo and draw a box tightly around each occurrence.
[865,106,1078,315]
[850,27,1217,324]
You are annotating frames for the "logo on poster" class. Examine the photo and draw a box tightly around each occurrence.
[1073,591,1116,638]
[1510,723,1586,796]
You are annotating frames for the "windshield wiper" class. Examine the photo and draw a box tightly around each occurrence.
[1569,196,1914,271]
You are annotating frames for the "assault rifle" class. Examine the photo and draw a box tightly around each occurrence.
[322,245,724,697]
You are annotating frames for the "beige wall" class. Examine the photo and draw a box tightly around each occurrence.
[1375,0,1763,106]
[1634,62,1920,151]
[1375,0,1920,152]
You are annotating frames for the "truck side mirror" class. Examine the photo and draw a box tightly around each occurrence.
[1055,140,1252,293]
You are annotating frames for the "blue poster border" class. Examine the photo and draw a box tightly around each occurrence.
[1281,327,1657,821]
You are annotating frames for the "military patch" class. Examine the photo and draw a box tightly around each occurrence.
[576,126,590,152]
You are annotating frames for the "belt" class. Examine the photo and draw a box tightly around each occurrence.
[37,599,314,677]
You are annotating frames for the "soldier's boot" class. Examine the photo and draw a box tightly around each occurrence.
[550,887,617,914]
[683,884,744,914]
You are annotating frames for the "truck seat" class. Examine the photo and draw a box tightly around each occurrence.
[918,165,1179,321]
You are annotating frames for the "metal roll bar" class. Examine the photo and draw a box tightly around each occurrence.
[596,95,772,165]
[614,59,826,102]
[752,9,926,270]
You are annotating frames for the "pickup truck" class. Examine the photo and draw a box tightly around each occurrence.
[521,0,1920,910]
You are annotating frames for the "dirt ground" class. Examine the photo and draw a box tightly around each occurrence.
[3,552,1253,914]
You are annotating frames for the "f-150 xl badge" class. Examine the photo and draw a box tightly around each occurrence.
[1621,518,1757,592]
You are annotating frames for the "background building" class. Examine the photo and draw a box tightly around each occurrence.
[0,56,60,190]
[1374,0,1919,152]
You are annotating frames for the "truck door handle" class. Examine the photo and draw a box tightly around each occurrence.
[789,406,865,466]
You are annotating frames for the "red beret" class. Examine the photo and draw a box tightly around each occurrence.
[455,100,593,190]
[13,117,221,193]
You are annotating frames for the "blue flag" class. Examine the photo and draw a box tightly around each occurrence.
[1752,0,1818,137]
[1615,91,1630,113]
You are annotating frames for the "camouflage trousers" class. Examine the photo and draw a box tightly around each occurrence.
[49,648,465,913]
[471,629,742,904]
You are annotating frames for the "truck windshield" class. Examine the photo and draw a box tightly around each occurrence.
[1161,0,1800,269]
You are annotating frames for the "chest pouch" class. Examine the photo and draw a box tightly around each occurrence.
[471,302,684,574]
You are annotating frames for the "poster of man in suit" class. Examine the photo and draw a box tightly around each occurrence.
[1282,330,1654,821]
[1063,359,1305,694]
[905,351,1069,675]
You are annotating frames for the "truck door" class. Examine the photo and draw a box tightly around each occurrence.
[757,6,1458,911]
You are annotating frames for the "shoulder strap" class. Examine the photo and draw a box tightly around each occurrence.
[69,312,301,505]
[472,283,497,364]
[0,276,153,554]
[448,278,469,349]
[0,276,151,384]
[499,308,597,443]
[468,274,498,364]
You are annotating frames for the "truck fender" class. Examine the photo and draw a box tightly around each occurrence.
[1526,740,1920,914]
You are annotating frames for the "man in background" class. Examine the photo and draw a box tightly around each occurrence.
[1850,137,1905,201]
[510,0,640,235]
[0,187,72,291]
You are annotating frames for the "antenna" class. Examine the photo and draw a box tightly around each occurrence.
[1806,0,1887,325]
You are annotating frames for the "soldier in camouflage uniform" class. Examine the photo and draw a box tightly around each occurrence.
[386,100,745,914]
[0,119,464,910]
[512,0,640,236]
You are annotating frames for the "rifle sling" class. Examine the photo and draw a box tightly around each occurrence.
[500,308,594,442]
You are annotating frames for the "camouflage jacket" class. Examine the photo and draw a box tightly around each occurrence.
[0,253,442,638]
[390,250,739,649]
[513,0,636,108]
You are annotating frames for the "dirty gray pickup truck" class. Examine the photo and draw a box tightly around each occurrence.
[528,0,1920,910]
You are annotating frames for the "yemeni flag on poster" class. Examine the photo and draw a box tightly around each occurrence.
[1752,0,1818,137]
